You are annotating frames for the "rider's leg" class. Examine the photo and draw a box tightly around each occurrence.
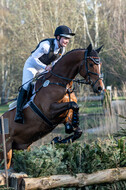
[14,87,28,124]
[15,59,39,124]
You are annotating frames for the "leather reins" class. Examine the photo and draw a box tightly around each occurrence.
[50,50,103,89]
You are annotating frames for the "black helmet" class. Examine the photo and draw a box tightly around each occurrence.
[54,25,75,38]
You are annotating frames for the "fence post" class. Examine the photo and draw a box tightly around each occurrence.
[1,116,9,188]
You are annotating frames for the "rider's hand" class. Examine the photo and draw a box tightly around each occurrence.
[45,65,52,71]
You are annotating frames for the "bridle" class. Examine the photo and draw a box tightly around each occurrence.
[80,50,103,89]
[50,49,103,89]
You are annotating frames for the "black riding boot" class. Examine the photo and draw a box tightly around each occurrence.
[14,88,27,124]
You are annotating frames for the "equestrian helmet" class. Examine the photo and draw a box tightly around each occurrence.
[54,25,75,38]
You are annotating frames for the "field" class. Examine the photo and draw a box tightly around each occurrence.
[0,104,9,116]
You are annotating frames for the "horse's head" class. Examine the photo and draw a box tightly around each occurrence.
[79,44,104,94]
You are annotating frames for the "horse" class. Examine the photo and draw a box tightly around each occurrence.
[0,44,104,169]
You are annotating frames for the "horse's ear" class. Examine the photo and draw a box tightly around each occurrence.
[86,44,92,53]
[95,45,103,53]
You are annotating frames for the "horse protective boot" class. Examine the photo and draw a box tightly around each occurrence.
[65,122,73,134]
[72,109,79,128]
[14,88,28,124]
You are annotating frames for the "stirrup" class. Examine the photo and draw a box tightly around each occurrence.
[14,114,24,124]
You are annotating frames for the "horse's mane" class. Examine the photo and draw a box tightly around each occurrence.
[53,48,85,69]
[63,48,85,56]
[60,48,85,59]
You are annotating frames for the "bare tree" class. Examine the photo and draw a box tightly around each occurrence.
[0,0,126,103]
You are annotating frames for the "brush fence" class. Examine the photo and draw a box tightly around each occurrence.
[0,167,126,190]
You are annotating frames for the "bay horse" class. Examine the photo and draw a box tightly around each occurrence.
[0,44,104,169]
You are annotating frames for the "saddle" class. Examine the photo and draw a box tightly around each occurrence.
[9,75,46,110]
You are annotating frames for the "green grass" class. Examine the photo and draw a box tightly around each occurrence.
[0,185,14,190]
[0,104,9,116]
[113,96,126,100]
[81,106,103,114]
[78,101,104,114]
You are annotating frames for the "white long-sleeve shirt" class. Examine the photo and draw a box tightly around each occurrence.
[31,39,65,69]
[22,39,65,90]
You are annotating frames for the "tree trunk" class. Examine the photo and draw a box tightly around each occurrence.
[94,0,99,48]
[0,0,8,104]
[80,1,94,47]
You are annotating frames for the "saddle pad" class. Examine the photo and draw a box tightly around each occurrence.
[9,100,17,110]
[9,100,30,111]
[8,92,36,111]
[0,118,9,134]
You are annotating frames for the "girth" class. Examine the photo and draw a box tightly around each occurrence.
[29,101,53,126]
[28,80,69,127]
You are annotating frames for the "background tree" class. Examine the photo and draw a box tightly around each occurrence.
[0,0,125,103]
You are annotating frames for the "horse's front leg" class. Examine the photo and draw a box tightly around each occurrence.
[50,101,79,119]
[59,92,78,134]
[50,101,80,133]
[50,101,82,143]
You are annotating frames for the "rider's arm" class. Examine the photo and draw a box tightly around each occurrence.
[51,47,65,67]
[31,41,50,69]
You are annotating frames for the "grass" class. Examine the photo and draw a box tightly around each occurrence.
[81,106,103,114]
[79,114,104,128]
[0,104,9,116]
[113,96,126,100]
[0,185,14,190]
[78,100,104,114]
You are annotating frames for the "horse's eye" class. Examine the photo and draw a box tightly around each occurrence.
[89,63,93,67]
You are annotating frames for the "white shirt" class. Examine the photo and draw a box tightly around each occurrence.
[31,39,65,69]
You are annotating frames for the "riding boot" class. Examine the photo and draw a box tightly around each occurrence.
[14,88,28,124]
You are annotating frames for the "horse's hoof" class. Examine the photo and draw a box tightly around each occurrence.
[65,123,73,134]
[51,136,62,144]
[75,128,83,138]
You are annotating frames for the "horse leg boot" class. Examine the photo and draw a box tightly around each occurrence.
[64,109,73,134]
[67,102,82,137]
[61,92,78,134]
[14,88,28,124]
[65,108,79,134]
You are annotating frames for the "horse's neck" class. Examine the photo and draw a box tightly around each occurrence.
[53,50,84,79]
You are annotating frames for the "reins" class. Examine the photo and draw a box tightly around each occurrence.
[49,50,88,85]
[50,70,88,84]
[18,49,103,96]
[50,49,103,88]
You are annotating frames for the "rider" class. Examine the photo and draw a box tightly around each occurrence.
[15,25,75,124]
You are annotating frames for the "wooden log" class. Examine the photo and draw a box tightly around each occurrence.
[0,171,28,188]
[21,167,126,190]
[0,172,5,185]
[9,172,28,190]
